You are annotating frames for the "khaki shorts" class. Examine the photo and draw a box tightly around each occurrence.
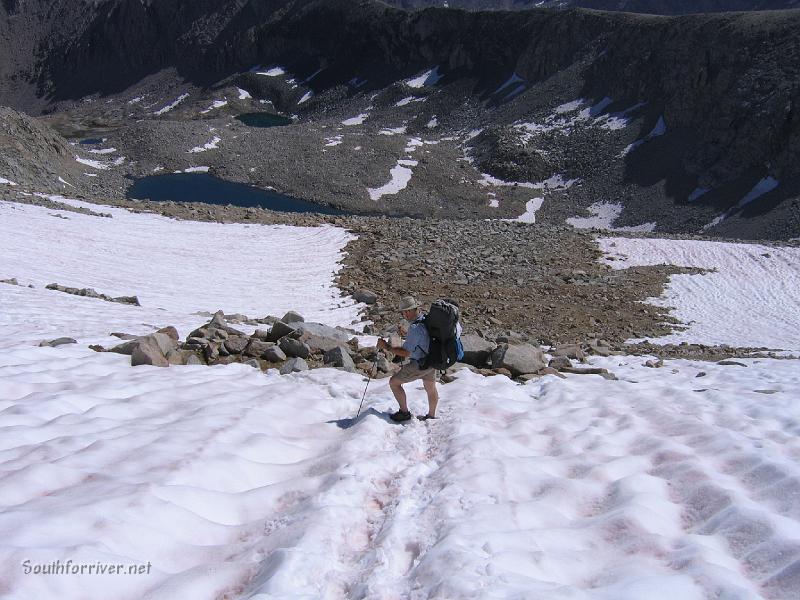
[391,360,436,384]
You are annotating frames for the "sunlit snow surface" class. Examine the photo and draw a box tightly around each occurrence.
[1,200,799,599]
[600,237,800,352]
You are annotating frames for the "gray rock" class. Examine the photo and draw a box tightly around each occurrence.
[548,356,573,371]
[324,346,356,371]
[299,332,349,353]
[38,337,77,347]
[224,336,249,354]
[281,310,305,323]
[718,360,748,367]
[460,334,496,367]
[185,354,204,365]
[146,332,177,356]
[279,337,311,359]
[267,320,298,342]
[553,343,586,361]
[280,357,309,374]
[263,345,288,362]
[157,326,179,341]
[354,288,378,304]
[243,358,261,369]
[295,322,351,342]
[110,332,138,340]
[244,339,272,357]
[491,343,546,376]
[110,339,139,355]
[252,329,271,340]
[131,339,169,367]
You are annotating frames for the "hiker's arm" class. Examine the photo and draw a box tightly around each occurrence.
[377,338,410,357]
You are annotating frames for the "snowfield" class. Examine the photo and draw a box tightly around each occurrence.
[600,237,800,352]
[1,200,799,599]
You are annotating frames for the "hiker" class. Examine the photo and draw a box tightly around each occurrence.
[377,296,462,422]
[377,296,437,422]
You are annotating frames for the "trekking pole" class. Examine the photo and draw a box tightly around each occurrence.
[354,355,380,421]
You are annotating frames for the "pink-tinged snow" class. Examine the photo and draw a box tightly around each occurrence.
[153,93,189,116]
[189,136,222,153]
[237,88,252,100]
[297,91,313,105]
[184,166,210,173]
[0,199,362,336]
[88,148,117,155]
[568,202,656,233]
[2,200,800,599]
[1,331,799,599]
[0,177,18,185]
[600,237,800,352]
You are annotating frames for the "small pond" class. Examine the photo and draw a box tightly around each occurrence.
[235,112,293,127]
[79,138,104,145]
[127,173,344,215]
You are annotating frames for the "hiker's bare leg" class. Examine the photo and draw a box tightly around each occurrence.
[423,379,438,417]
[389,376,409,412]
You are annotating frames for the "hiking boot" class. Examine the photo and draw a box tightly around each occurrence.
[417,414,436,421]
[390,409,411,422]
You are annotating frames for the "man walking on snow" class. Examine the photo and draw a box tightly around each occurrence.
[377,296,439,423]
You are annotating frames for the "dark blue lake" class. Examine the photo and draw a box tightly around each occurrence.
[80,138,103,145]
[127,173,344,215]
[235,113,293,127]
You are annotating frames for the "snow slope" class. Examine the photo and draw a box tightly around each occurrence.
[600,237,800,351]
[1,200,799,599]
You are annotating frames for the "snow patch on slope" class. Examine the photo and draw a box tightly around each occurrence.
[600,236,800,350]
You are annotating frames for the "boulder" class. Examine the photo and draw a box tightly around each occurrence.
[267,320,298,342]
[185,354,204,366]
[460,334,496,367]
[244,339,273,357]
[295,322,350,342]
[209,310,246,336]
[252,329,271,340]
[38,337,77,347]
[548,356,573,371]
[166,349,199,366]
[110,339,139,355]
[157,326,179,341]
[243,358,261,369]
[299,332,348,353]
[131,339,169,367]
[263,345,288,362]
[553,344,586,361]
[324,346,356,372]
[491,344,546,376]
[279,337,311,359]
[110,332,138,340]
[223,336,249,354]
[281,310,305,323]
[280,357,309,374]
[354,288,378,304]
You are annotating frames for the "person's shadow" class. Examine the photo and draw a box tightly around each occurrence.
[327,407,393,429]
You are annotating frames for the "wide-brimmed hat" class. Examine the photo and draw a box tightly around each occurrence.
[398,296,421,311]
